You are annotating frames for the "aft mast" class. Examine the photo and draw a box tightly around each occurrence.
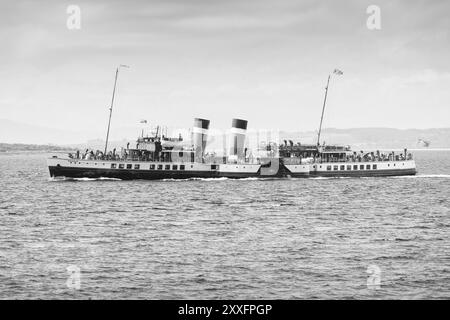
[316,69,343,147]
[104,64,129,155]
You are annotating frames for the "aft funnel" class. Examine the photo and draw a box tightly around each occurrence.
[229,118,248,159]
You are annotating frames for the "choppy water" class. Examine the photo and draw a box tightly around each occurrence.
[0,150,449,299]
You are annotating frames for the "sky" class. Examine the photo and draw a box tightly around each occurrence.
[1,0,449,142]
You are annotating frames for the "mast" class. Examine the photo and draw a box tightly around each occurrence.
[104,65,129,155]
[317,74,330,147]
[316,69,343,147]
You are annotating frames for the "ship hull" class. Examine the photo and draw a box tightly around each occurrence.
[308,160,417,178]
[47,158,265,180]
[309,168,416,177]
[48,166,222,180]
[47,158,416,180]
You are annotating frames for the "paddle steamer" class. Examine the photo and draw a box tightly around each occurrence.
[48,116,416,179]
[47,67,416,180]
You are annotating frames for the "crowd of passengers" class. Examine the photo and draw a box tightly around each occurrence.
[317,149,413,163]
[68,146,414,164]
[68,148,123,161]
[68,145,170,162]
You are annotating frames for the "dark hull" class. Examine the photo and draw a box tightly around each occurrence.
[49,165,416,180]
[308,168,416,177]
[48,166,261,180]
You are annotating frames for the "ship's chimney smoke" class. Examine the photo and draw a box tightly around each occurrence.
[193,118,210,162]
[229,118,248,159]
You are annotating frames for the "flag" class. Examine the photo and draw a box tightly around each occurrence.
[333,69,343,75]
[140,119,147,124]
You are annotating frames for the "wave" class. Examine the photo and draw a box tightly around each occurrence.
[309,176,353,180]
[48,174,450,182]
[392,174,450,179]
[162,177,230,182]
[161,177,263,182]
[48,177,122,182]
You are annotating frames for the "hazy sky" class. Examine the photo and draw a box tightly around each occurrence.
[1,0,449,141]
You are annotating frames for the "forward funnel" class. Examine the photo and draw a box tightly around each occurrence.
[193,118,210,162]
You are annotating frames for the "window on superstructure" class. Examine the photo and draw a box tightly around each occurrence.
[347,165,351,170]
[172,165,178,170]
[353,165,358,170]
[134,164,140,170]
[180,165,185,170]
[327,165,331,171]
[360,165,364,170]
[150,164,155,170]
[165,165,170,170]
[119,164,124,169]
[111,163,116,169]
[126,164,132,169]
[366,165,371,170]
[373,164,377,169]
[157,164,163,170]
[333,165,338,170]
[340,165,345,170]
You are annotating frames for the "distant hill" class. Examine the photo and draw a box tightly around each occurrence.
[0,119,141,145]
[66,139,134,152]
[1,118,449,150]
[278,128,450,149]
[0,143,75,153]
[0,119,95,145]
